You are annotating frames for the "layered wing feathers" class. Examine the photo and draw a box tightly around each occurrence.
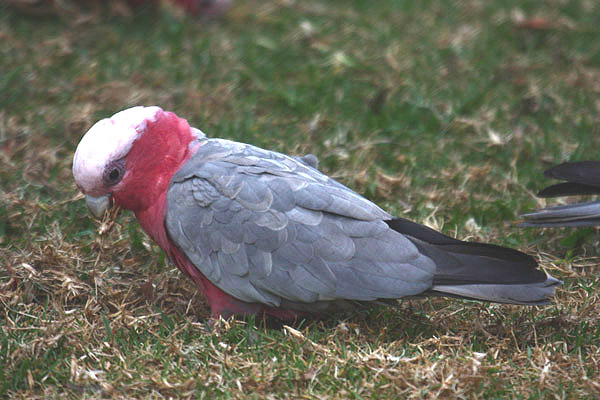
[165,139,435,307]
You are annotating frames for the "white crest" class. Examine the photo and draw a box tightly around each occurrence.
[72,106,162,194]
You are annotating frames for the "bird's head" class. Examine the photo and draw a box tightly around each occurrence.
[73,106,203,217]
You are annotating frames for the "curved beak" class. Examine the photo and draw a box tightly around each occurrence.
[85,194,111,219]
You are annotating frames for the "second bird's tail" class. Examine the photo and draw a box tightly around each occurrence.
[520,201,600,227]
[521,161,600,227]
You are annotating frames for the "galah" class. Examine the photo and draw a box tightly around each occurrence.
[72,106,561,319]
[521,161,600,227]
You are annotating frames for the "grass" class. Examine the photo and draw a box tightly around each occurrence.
[1,0,599,398]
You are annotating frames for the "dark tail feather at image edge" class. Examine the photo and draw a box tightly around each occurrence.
[520,201,600,227]
[521,161,600,227]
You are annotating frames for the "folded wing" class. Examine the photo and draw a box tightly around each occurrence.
[165,139,435,309]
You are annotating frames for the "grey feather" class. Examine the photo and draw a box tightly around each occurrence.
[337,218,388,237]
[275,240,314,264]
[265,179,296,212]
[217,221,244,243]
[254,210,288,231]
[295,154,319,169]
[247,247,273,278]
[236,183,273,212]
[296,224,321,243]
[288,265,334,295]
[165,138,435,307]
[520,201,600,227]
[293,184,333,210]
[287,207,323,226]
[312,221,356,262]
[217,247,247,276]
[430,276,561,305]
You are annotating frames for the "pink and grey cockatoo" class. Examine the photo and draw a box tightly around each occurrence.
[72,106,561,319]
[522,161,600,227]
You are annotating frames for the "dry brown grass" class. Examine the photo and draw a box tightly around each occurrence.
[3,230,598,398]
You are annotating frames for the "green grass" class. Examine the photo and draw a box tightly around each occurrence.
[1,0,600,398]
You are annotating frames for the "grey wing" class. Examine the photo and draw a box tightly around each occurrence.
[165,139,436,307]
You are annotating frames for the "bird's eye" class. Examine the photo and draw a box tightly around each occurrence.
[109,168,120,180]
[103,158,126,187]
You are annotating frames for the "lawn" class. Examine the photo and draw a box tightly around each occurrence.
[1,0,599,398]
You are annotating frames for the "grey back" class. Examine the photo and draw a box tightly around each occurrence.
[165,138,435,307]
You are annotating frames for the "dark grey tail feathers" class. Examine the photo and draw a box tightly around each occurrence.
[521,161,600,227]
[538,182,600,198]
[539,161,600,198]
[543,161,600,191]
[386,218,561,305]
